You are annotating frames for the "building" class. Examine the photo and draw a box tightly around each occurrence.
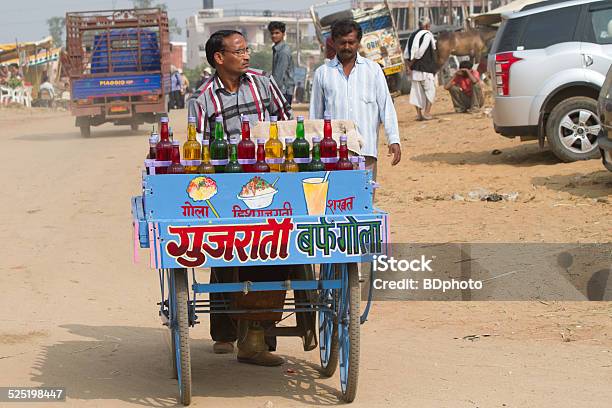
[356,0,514,31]
[170,41,187,70]
[186,9,312,69]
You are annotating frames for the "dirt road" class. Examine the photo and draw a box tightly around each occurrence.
[1,93,611,407]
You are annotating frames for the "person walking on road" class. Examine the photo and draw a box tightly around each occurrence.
[404,17,437,121]
[268,21,295,105]
[309,19,402,179]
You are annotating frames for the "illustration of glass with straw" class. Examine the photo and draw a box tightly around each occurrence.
[302,171,330,215]
[186,176,220,218]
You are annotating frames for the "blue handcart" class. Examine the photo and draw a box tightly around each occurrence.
[132,169,388,405]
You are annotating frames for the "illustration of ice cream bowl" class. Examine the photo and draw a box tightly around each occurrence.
[238,176,279,210]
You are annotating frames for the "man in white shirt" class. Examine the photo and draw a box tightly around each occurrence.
[405,17,438,121]
[310,19,401,178]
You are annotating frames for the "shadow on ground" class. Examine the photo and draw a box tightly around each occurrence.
[32,324,340,407]
[411,142,560,167]
[532,170,612,199]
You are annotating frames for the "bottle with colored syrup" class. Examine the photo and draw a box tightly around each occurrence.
[283,138,299,172]
[308,137,325,171]
[147,132,159,159]
[320,113,338,170]
[210,116,229,173]
[145,132,159,175]
[292,115,310,171]
[183,116,201,174]
[237,115,256,172]
[166,140,186,174]
[265,115,284,172]
[252,138,270,172]
[336,135,353,170]
[225,137,243,173]
[196,139,215,174]
[155,117,172,174]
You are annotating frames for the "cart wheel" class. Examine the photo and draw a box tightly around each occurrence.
[338,263,360,402]
[171,328,178,379]
[170,268,192,406]
[318,263,339,377]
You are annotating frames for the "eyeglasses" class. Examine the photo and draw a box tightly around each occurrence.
[220,47,252,56]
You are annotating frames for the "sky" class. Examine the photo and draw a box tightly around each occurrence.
[0,0,323,44]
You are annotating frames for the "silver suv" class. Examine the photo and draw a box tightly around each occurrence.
[489,0,612,162]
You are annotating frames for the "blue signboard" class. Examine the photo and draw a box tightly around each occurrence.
[133,170,388,269]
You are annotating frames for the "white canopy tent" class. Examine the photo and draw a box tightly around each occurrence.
[471,0,546,26]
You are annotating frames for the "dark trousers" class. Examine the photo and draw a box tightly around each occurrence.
[168,90,182,110]
[210,266,289,351]
[449,84,484,112]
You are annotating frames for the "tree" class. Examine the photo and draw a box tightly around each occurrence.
[47,16,65,47]
[132,0,182,39]
[249,49,273,74]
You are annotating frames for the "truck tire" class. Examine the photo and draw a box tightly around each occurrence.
[80,124,91,138]
[546,97,602,162]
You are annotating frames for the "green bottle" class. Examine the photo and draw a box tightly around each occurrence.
[293,115,311,171]
[224,136,243,173]
[308,136,325,171]
[210,116,229,173]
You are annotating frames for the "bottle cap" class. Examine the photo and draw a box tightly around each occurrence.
[160,117,169,123]
[241,115,250,123]
[229,136,239,144]
[340,135,347,142]
[188,116,196,123]
[202,139,210,145]
[312,136,321,143]
[324,113,331,121]
[270,115,277,122]
[285,137,294,143]
[150,133,159,143]
[172,140,180,146]
[297,115,304,121]
[257,138,265,144]
[215,116,223,123]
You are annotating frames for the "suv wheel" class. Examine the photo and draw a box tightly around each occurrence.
[546,97,602,162]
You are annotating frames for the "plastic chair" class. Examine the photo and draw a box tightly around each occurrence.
[23,86,32,107]
[0,85,15,105]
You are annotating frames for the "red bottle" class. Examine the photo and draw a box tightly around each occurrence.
[166,140,185,174]
[336,135,353,170]
[320,113,338,170]
[252,138,270,173]
[155,116,172,174]
[237,115,256,172]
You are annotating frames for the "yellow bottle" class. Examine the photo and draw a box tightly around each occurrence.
[183,117,201,174]
[265,115,284,172]
[283,137,299,172]
[196,139,215,174]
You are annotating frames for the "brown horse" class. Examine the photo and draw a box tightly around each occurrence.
[435,27,498,67]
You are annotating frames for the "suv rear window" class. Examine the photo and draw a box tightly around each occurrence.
[520,6,580,50]
[492,17,527,53]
